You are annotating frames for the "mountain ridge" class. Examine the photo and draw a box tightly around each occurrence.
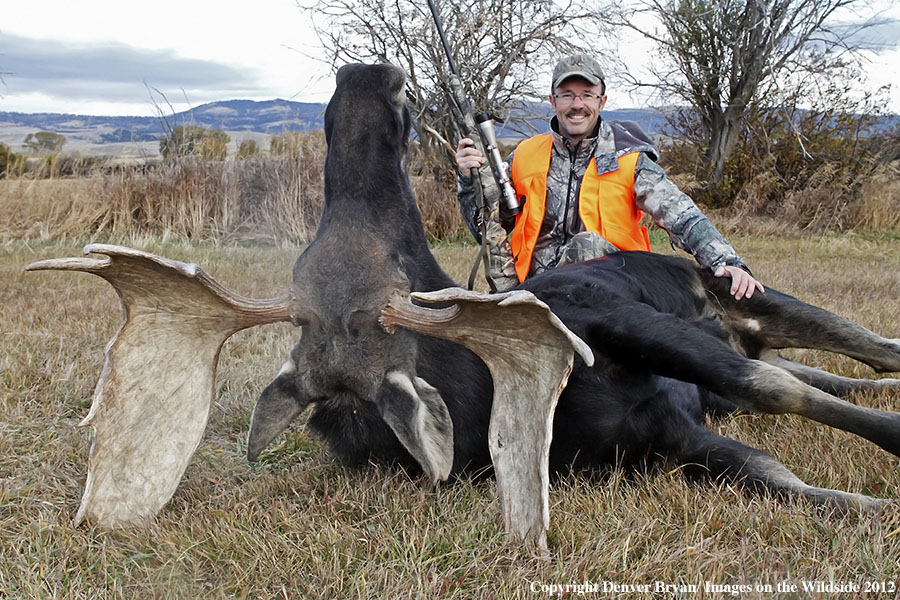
[0,99,327,148]
[0,98,666,156]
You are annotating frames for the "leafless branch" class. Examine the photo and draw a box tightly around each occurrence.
[299,0,612,177]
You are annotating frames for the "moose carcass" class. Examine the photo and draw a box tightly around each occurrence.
[27,64,900,550]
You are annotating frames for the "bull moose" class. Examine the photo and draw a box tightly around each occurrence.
[27,63,899,549]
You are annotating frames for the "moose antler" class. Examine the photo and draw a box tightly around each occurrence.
[28,245,592,550]
[26,244,294,528]
[381,288,594,551]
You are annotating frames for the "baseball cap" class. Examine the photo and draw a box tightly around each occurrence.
[552,54,605,91]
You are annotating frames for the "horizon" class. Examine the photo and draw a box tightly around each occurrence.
[2,97,899,121]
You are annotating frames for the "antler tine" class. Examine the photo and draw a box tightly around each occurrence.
[26,244,295,528]
[381,287,593,552]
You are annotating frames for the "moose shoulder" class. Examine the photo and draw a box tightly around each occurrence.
[27,64,900,547]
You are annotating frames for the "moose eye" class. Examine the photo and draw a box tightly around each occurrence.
[346,310,372,339]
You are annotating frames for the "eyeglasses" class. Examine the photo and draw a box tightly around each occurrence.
[553,92,602,105]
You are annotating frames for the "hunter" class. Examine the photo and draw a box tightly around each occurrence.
[455,53,763,299]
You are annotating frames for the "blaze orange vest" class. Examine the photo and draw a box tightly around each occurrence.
[509,134,650,282]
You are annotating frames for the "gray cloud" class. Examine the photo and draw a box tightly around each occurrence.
[0,32,264,105]
[826,16,900,51]
[848,18,900,49]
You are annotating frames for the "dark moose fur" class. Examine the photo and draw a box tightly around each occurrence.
[249,63,900,509]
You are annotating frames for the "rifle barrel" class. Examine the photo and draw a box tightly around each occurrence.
[425,0,460,76]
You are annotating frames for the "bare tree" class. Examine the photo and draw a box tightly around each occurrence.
[302,0,610,177]
[615,0,883,187]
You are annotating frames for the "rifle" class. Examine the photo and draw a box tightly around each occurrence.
[425,0,520,291]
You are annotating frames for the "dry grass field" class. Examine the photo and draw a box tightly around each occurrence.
[2,228,899,598]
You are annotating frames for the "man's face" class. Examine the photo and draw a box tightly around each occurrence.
[549,77,607,144]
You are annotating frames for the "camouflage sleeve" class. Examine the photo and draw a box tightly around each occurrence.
[485,218,519,292]
[457,156,519,292]
[633,153,747,271]
[456,172,484,242]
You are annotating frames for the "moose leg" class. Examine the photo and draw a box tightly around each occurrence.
[758,349,900,397]
[678,431,887,510]
[585,303,900,458]
[709,284,900,374]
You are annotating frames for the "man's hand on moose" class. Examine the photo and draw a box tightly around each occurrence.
[715,265,765,300]
[456,137,486,177]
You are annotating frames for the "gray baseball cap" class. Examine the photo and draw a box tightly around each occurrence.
[552,54,605,90]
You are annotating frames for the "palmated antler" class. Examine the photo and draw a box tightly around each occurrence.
[26,244,294,528]
[381,288,593,551]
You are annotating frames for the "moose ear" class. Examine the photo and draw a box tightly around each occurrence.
[376,370,454,482]
[26,244,296,528]
[247,358,310,462]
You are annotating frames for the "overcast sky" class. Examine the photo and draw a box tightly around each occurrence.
[1,0,333,116]
[1,0,899,117]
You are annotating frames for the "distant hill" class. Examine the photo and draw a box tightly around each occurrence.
[0,98,674,158]
[0,99,328,157]
[13,99,890,159]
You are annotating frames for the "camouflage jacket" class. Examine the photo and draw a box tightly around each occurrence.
[457,117,747,290]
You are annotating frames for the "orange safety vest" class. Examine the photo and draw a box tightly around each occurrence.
[509,134,651,282]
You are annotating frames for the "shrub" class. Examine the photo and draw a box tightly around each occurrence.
[0,143,25,178]
[237,139,260,159]
[160,126,230,161]
[660,101,900,232]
